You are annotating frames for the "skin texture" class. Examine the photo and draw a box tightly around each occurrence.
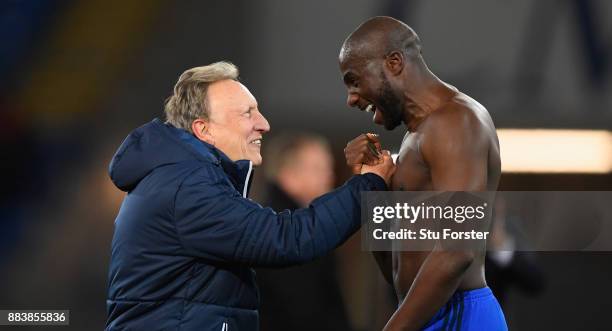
[340,17,501,331]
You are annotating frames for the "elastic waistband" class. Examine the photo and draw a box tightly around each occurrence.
[449,286,493,303]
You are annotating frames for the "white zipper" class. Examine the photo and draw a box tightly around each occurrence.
[242,161,253,198]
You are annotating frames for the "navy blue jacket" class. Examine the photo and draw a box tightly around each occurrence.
[106,118,386,331]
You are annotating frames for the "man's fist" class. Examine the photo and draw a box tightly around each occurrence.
[361,150,395,186]
[344,133,383,174]
[344,133,395,186]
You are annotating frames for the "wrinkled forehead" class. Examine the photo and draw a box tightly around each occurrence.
[339,39,383,72]
[338,42,354,65]
[208,80,257,111]
[339,51,381,80]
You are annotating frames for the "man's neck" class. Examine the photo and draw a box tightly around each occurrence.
[402,71,456,131]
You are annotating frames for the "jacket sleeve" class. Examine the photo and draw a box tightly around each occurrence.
[173,164,386,267]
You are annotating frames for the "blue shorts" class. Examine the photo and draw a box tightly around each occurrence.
[422,287,507,331]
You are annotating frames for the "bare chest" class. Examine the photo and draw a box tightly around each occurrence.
[391,132,432,191]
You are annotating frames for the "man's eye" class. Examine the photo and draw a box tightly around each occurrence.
[244,111,252,117]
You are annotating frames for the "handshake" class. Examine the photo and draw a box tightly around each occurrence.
[344,133,396,186]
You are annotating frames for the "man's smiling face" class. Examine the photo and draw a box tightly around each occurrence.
[205,80,270,165]
[339,51,404,130]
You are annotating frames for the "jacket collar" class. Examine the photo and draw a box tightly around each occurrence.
[221,157,253,198]
[158,118,254,198]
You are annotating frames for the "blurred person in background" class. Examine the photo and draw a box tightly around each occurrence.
[105,61,395,330]
[485,198,546,307]
[256,133,354,331]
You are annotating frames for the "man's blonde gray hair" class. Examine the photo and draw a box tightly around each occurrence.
[164,61,239,133]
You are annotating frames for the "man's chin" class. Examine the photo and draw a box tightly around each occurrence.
[250,155,263,166]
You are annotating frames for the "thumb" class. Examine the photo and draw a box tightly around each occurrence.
[381,150,393,161]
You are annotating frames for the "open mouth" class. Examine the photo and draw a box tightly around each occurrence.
[364,104,376,113]
[250,138,262,146]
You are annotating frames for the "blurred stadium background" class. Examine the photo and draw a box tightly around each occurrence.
[0,0,610,330]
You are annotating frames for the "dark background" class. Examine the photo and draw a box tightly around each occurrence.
[0,1,611,330]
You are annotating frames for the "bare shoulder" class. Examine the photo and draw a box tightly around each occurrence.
[425,94,490,131]
[419,92,496,154]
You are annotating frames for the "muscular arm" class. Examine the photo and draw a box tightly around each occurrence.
[384,107,489,331]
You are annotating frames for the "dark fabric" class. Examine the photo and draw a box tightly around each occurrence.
[256,184,353,331]
[485,252,546,306]
[105,118,387,331]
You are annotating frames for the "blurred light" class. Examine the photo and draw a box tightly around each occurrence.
[498,129,612,173]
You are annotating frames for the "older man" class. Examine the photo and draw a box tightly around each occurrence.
[105,62,395,331]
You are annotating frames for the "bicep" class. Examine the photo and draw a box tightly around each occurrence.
[175,175,315,266]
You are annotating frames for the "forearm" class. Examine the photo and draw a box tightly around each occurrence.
[372,251,393,285]
[383,250,473,331]
[176,165,386,266]
[240,173,387,267]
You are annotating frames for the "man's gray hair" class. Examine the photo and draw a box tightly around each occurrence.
[164,61,239,133]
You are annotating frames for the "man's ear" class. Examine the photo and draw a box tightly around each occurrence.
[192,118,214,145]
[385,51,404,76]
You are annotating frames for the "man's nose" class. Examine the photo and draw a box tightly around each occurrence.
[346,93,359,108]
[255,112,271,133]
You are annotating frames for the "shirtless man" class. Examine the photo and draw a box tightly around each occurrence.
[340,17,507,330]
